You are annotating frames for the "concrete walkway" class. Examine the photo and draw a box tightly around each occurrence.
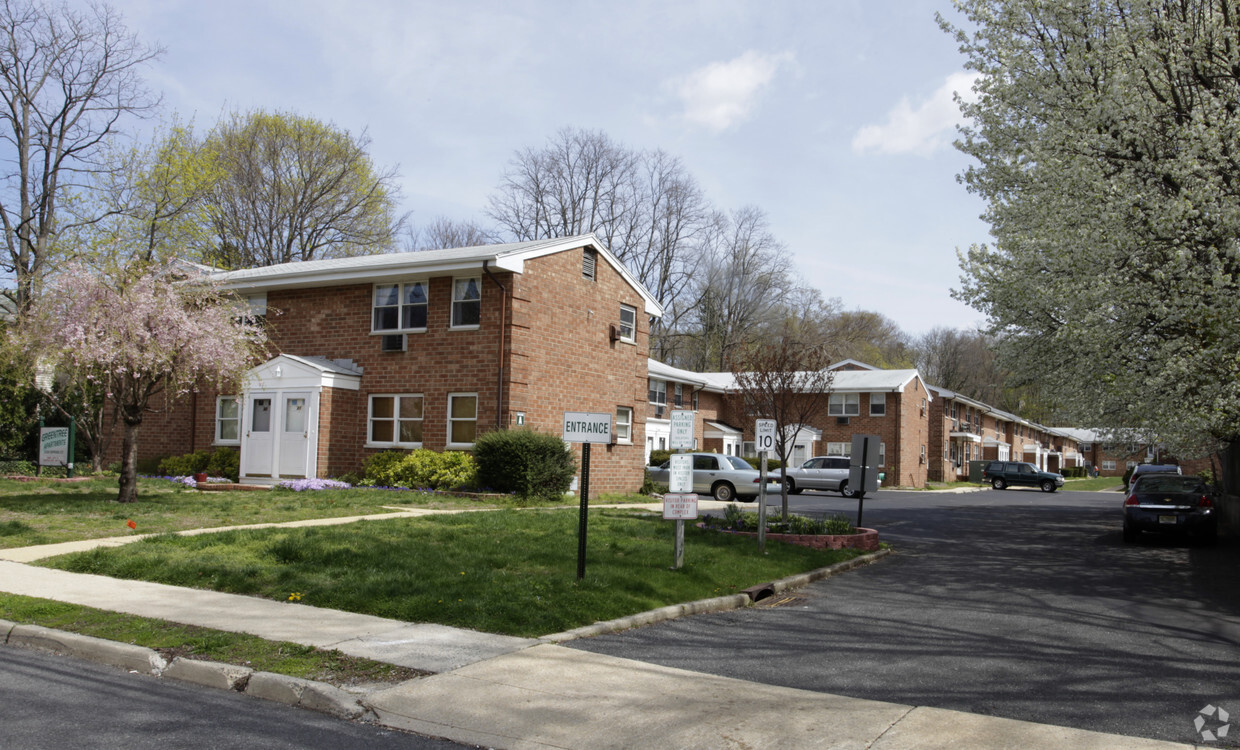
[0,509,1192,749]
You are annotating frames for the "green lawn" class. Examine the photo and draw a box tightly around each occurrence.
[0,477,499,549]
[0,592,424,686]
[1063,476,1124,492]
[39,509,863,637]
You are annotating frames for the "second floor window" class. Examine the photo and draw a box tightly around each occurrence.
[373,282,428,332]
[452,278,481,327]
[829,392,859,417]
[619,304,636,342]
[674,383,683,407]
[870,393,886,417]
[648,379,666,406]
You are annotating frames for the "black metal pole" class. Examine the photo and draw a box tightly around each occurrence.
[577,443,591,580]
[856,437,867,528]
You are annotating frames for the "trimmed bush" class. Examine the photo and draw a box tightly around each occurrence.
[742,456,784,472]
[360,449,477,490]
[157,448,240,482]
[473,429,576,502]
[648,449,673,467]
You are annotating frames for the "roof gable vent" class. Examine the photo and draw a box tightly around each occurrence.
[583,248,597,281]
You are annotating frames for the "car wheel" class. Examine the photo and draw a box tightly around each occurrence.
[991,478,1006,490]
[840,481,856,498]
[1040,480,1056,493]
[712,482,736,502]
[1122,523,1137,543]
[786,480,803,495]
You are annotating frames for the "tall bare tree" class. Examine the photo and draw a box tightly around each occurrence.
[409,216,495,251]
[731,322,837,520]
[0,0,161,314]
[203,110,406,268]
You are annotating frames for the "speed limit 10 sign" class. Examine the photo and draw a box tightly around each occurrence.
[755,419,776,453]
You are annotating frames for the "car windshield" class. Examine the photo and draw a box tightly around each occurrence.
[1135,476,1205,494]
[723,455,752,471]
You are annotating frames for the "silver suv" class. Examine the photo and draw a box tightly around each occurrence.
[782,456,857,497]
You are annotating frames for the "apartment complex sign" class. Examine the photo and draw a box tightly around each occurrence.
[39,427,70,467]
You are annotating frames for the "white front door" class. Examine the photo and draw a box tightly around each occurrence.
[241,393,275,478]
[277,392,310,478]
[240,390,314,480]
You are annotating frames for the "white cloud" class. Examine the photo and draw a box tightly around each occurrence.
[669,50,793,132]
[852,71,980,156]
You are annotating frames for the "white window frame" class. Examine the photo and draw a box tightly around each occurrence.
[215,396,241,445]
[826,442,848,456]
[447,393,478,448]
[648,379,667,406]
[615,406,633,444]
[372,281,428,333]
[829,392,860,417]
[367,394,425,448]
[618,304,636,343]
[869,393,886,417]
[1103,460,1116,471]
[450,277,482,329]
[673,383,683,407]
[879,442,886,467]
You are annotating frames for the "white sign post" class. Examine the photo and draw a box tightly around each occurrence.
[563,412,613,580]
[666,421,697,569]
[755,419,777,554]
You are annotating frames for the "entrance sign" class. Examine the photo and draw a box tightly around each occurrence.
[562,412,612,443]
[39,427,70,467]
[755,419,777,453]
[662,493,699,520]
[563,411,613,580]
[668,454,693,493]
[669,410,695,450]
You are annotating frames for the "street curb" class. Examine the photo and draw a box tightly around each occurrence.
[540,548,893,643]
[0,621,372,722]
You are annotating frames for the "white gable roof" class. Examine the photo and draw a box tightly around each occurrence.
[211,234,664,317]
[691,368,925,394]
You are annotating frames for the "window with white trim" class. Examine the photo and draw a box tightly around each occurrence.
[373,282,428,332]
[826,442,848,456]
[673,383,683,407]
[828,393,860,416]
[368,395,424,446]
[648,379,666,406]
[448,393,478,446]
[215,396,240,445]
[619,304,636,342]
[869,393,886,417]
[879,442,886,467]
[451,278,481,328]
[1102,460,1116,471]
[615,407,633,443]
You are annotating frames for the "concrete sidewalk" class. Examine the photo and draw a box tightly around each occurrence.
[0,516,1193,749]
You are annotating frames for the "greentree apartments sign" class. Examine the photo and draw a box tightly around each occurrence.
[562,412,612,444]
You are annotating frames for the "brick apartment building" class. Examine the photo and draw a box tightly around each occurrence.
[115,235,660,497]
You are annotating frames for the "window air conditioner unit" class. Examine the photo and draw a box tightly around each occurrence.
[655,405,665,418]
[381,334,406,352]
[609,324,620,343]
[836,417,850,425]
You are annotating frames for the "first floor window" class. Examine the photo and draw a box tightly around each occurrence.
[216,396,240,444]
[1103,460,1116,471]
[616,407,633,443]
[827,442,848,456]
[451,278,481,327]
[369,395,424,445]
[829,393,860,417]
[879,442,886,467]
[448,393,478,446]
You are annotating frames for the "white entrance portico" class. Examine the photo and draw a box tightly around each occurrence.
[239,355,362,482]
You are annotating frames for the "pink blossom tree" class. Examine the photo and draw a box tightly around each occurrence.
[14,262,266,502]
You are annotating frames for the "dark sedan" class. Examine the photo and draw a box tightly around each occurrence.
[1122,474,1217,544]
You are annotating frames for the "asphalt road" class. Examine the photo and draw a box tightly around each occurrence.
[0,646,470,750]
[571,488,1240,746]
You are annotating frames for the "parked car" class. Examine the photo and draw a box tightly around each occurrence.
[782,456,857,497]
[1122,474,1216,544]
[1126,464,1181,491]
[982,461,1065,492]
[648,452,782,502]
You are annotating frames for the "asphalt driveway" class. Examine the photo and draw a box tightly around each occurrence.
[569,489,1240,746]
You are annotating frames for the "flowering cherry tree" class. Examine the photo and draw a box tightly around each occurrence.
[15,262,266,502]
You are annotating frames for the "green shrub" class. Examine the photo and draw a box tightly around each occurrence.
[648,449,673,467]
[156,448,239,482]
[706,505,856,535]
[1122,465,1135,489]
[742,456,784,472]
[360,449,477,490]
[0,460,35,475]
[473,429,575,502]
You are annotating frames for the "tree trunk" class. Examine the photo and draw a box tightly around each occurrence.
[116,414,142,503]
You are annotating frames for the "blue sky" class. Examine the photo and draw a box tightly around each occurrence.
[110,0,989,337]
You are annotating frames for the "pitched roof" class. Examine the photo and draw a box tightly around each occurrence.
[210,234,664,316]
[693,368,925,394]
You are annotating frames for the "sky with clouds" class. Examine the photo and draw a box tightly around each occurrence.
[107,0,990,337]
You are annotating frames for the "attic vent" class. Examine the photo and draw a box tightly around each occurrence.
[583,248,597,281]
[381,334,406,352]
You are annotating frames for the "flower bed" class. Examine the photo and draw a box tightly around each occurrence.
[710,526,880,551]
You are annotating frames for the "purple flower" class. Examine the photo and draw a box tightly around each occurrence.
[277,478,352,492]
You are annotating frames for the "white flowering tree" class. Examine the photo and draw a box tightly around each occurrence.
[943,0,1240,474]
[13,262,266,502]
